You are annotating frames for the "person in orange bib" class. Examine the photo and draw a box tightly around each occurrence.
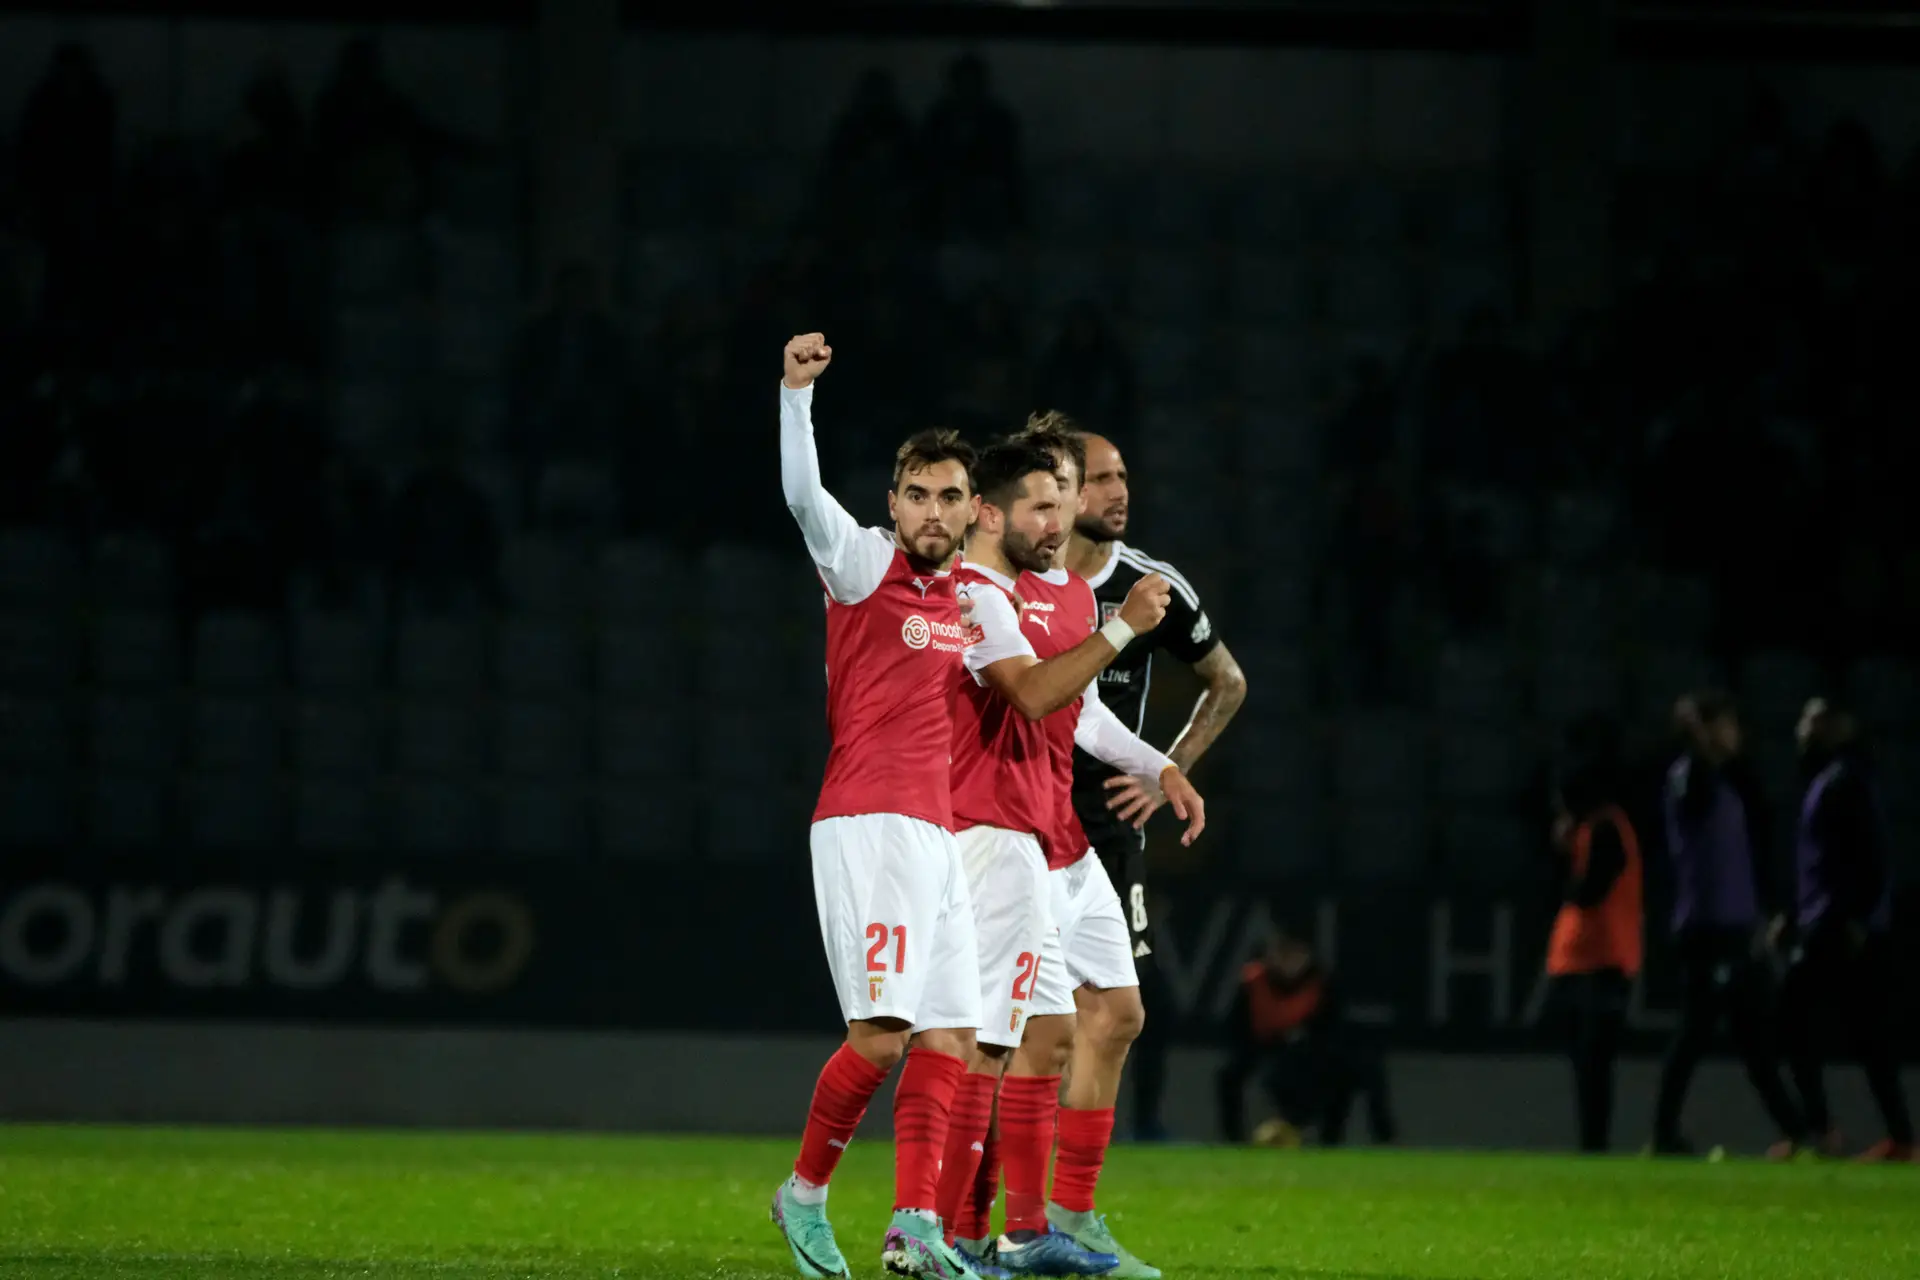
[1546,714,1643,1154]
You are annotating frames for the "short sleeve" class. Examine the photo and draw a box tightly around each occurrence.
[960,582,1035,677]
[1155,569,1222,665]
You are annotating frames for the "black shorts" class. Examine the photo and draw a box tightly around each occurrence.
[1090,823,1153,963]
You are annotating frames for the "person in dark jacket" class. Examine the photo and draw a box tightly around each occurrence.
[1650,691,1807,1155]
[1215,933,1395,1146]
[1547,714,1643,1153]
[1777,698,1915,1162]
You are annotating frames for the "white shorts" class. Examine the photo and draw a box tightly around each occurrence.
[811,814,982,1032]
[957,825,1053,1048]
[1041,848,1139,1004]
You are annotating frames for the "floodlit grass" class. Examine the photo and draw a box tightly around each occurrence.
[1,1124,1915,1277]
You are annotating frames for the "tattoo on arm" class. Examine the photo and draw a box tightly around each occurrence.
[1168,643,1247,774]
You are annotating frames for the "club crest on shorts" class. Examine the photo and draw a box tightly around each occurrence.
[1009,1009,1022,1035]
[869,975,885,1002]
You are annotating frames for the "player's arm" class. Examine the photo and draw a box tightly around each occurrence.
[779,333,892,604]
[1158,575,1247,775]
[976,572,1172,721]
[1077,678,1206,846]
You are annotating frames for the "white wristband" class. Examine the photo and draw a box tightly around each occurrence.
[1099,617,1136,652]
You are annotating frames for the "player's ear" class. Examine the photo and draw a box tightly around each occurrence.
[886,488,898,523]
[967,493,982,523]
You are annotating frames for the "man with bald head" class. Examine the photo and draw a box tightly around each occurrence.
[1057,418,1249,1146]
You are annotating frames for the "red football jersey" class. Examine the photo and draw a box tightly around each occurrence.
[950,565,1057,840]
[1018,567,1102,869]
[815,546,970,829]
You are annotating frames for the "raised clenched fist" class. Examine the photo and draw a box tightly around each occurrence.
[784,333,833,389]
[1118,571,1171,635]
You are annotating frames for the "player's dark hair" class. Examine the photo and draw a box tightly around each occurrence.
[1682,688,1737,727]
[973,438,1064,513]
[1014,411,1087,489]
[892,428,976,493]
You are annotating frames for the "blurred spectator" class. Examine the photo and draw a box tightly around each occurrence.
[941,286,1027,436]
[17,42,116,354]
[180,402,302,616]
[313,36,446,224]
[1215,932,1396,1147]
[818,69,918,240]
[510,261,627,537]
[389,430,501,613]
[116,138,220,367]
[920,53,1024,244]
[220,58,319,366]
[1033,302,1134,438]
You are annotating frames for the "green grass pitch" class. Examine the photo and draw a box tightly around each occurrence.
[1,1124,1915,1278]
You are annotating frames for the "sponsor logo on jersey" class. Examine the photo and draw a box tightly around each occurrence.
[902,615,932,649]
[1191,611,1212,644]
[1021,599,1056,636]
[904,615,970,653]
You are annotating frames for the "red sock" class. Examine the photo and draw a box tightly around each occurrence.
[1052,1106,1115,1213]
[893,1048,966,1211]
[998,1074,1059,1234]
[962,1106,1002,1242]
[794,1044,890,1187]
[936,1071,999,1243]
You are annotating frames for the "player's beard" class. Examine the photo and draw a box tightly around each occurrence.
[1002,527,1060,575]
[901,521,959,567]
[1075,507,1125,542]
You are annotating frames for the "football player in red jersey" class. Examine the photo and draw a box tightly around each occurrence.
[937,438,1190,1277]
[772,333,991,1280]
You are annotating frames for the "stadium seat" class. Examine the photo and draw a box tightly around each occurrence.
[1128,254,1215,325]
[1029,245,1112,317]
[695,709,782,783]
[1228,722,1323,801]
[290,613,380,691]
[597,624,679,699]
[1546,492,1619,566]
[703,784,795,864]
[192,613,283,692]
[1134,324,1197,399]
[394,701,487,777]
[1432,641,1522,723]
[501,536,592,617]
[291,779,379,853]
[1434,727,1525,803]
[1231,804,1328,879]
[1235,328,1311,407]
[495,783,589,857]
[1848,657,1920,728]
[0,528,79,604]
[1533,651,1625,726]
[332,306,426,379]
[1227,255,1308,328]
[395,614,488,693]
[1235,645,1312,718]
[596,708,687,781]
[433,302,517,380]
[86,774,168,850]
[329,227,421,303]
[1226,172,1310,249]
[1129,172,1224,247]
[696,626,778,705]
[0,612,73,690]
[0,695,70,769]
[439,156,522,232]
[1422,257,1509,335]
[330,379,410,459]
[88,694,183,773]
[598,782,695,860]
[184,774,284,851]
[430,229,518,304]
[88,532,173,607]
[620,232,716,314]
[699,545,787,621]
[393,779,482,855]
[494,701,589,778]
[1335,806,1429,882]
[91,611,179,689]
[288,700,382,777]
[1533,572,1618,657]
[1309,178,1405,251]
[1333,713,1428,803]
[598,539,680,620]
[190,698,282,773]
[1032,166,1119,241]
[1438,809,1534,886]
[0,772,76,847]
[1324,255,1413,332]
[494,619,587,695]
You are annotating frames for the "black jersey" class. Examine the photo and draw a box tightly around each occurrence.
[1070,541,1220,844]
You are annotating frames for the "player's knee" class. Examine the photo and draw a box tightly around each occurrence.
[847,1020,912,1072]
[1097,990,1145,1050]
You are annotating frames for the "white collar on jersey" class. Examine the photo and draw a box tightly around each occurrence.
[962,560,1016,591]
[1034,567,1070,585]
[1082,540,1127,590]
